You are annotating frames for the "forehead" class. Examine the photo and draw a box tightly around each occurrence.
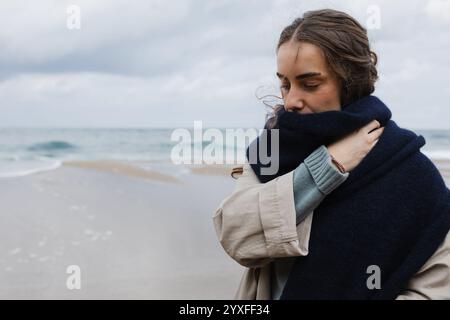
[277,41,328,76]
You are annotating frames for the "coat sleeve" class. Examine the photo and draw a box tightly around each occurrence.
[396,230,450,300]
[213,162,313,268]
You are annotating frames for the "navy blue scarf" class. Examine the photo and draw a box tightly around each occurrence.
[246,95,450,299]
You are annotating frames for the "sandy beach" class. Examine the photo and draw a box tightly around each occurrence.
[0,161,242,299]
[0,158,448,299]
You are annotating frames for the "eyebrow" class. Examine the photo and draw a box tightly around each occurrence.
[276,72,322,80]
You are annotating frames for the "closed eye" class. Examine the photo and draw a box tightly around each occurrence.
[280,82,320,91]
[303,83,320,90]
[280,83,290,91]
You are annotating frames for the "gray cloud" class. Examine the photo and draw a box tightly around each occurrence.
[0,0,449,129]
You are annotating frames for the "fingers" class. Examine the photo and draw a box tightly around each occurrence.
[367,126,385,142]
[371,138,380,148]
[364,119,381,134]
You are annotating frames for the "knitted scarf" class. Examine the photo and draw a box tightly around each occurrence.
[246,95,450,299]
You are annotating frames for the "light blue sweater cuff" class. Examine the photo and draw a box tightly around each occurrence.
[303,145,349,195]
[293,145,349,225]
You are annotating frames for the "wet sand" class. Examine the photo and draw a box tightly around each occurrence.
[0,162,242,299]
[0,158,448,299]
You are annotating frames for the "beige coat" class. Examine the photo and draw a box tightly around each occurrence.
[213,162,450,300]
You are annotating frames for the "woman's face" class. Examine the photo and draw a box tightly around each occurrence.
[277,40,342,114]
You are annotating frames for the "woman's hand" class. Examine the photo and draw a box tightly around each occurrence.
[327,120,385,172]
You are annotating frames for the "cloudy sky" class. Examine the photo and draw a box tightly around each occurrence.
[0,0,449,129]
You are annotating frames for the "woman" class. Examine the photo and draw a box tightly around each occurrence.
[213,9,450,300]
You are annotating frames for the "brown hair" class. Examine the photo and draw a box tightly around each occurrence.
[265,9,378,128]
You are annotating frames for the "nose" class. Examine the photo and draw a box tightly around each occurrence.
[283,87,306,113]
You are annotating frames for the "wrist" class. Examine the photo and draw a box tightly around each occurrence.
[330,154,347,173]
[304,145,349,195]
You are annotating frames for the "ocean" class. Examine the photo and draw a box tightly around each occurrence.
[0,127,449,178]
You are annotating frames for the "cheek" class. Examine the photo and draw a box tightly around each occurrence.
[321,82,340,99]
[308,85,341,111]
